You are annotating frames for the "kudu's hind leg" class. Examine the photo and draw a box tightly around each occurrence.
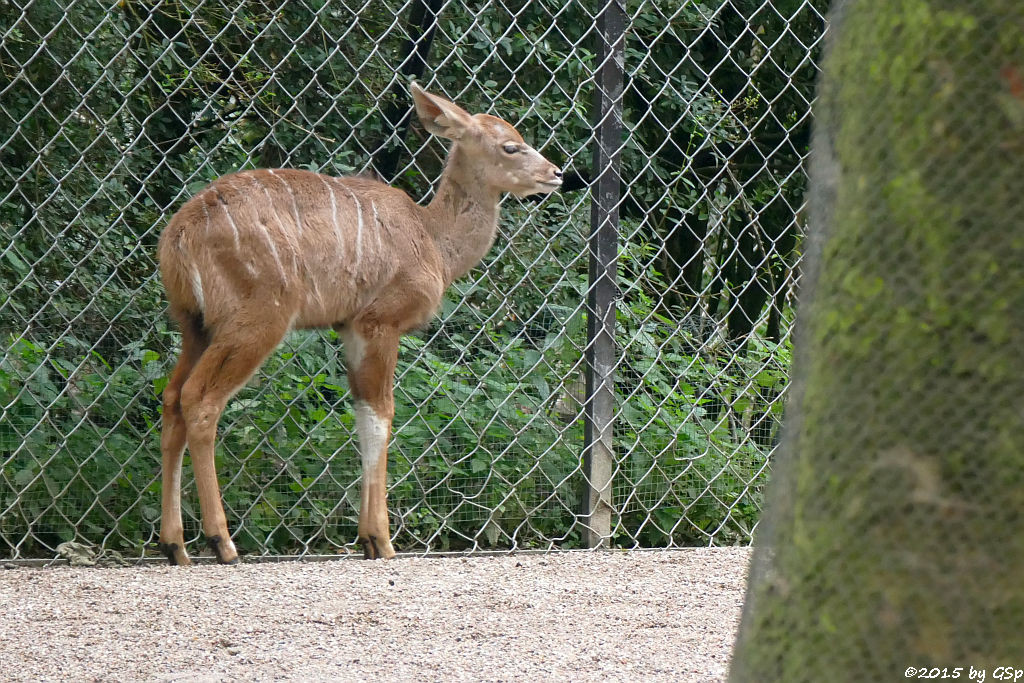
[341,325,399,560]
[159,317,209,565]
[178,320,289,564]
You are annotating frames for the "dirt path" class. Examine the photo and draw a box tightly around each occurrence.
[0,548,750,682]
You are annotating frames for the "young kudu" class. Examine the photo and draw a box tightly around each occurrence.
[156,84,562,564]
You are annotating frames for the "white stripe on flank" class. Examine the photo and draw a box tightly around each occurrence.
[257,173,324,311]
[370,199,383,250]
[188,263,205,313]
[251,175,290,241]
[258,226,288,285]
[319,175,346,259]
[216,196,242,247]
[336,181,364,265]
[217,197,271,281]
[268,169,304,237]
[247,176,292,283]
[307,272,327,315]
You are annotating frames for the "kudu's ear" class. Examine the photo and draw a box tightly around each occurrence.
[411,83,474,141]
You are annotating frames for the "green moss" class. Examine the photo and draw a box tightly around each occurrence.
[731,1,1024,680]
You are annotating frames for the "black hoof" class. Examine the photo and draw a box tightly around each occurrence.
[157,542,182,566]
[361,536,382,560]
[206,536,239,564]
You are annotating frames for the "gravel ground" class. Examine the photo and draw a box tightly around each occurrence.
[0,548,751,682]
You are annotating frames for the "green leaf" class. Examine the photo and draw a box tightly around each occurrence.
[4,250,29,274]
[14,467,36,488]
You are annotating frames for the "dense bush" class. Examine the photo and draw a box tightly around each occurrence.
[0,0,823,557]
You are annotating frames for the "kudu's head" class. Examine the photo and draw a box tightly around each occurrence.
[411,82,563,197]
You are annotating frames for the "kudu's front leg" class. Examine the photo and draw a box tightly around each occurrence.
[341,325,398,560]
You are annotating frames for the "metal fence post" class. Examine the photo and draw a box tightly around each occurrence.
[582,0,625,549]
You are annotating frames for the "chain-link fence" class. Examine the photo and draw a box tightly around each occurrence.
[0,0,827,561]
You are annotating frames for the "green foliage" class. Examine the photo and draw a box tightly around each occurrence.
[0,337,163,555]
[613,234,791,547]
[0,0,817,557]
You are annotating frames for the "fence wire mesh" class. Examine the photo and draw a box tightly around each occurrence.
[0,0,827,560]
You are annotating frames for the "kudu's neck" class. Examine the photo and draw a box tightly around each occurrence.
[422,144,502,285]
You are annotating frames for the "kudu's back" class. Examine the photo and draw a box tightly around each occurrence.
[158,168,442,332]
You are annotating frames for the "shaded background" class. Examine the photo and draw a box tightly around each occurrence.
[0,0,827,559]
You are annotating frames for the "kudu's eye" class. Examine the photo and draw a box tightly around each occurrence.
[502,144,519,155]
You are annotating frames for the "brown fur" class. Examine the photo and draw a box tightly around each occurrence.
[156,84,562,564]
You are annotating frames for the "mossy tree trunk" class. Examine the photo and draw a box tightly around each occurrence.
[730,1,1024,680]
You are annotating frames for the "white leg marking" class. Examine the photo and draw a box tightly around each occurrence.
[218,535,238,559]
[354,400,388,472]
[342,332,384,471]
[169,452,183,496]
[165,457,183,537]
[340,327,367,369]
